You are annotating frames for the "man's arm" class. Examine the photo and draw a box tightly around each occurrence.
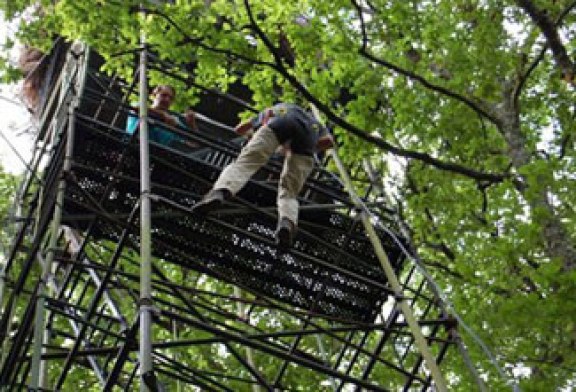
[316,125,335,151]
[182,108,197,131]
[234,120,254,136]
[149,107,178,127]
[316,135,335,151]
[235,108,275,138]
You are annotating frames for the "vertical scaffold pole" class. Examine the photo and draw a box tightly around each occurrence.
[138,9,155,391]
[233,287,263,392]
[310,103,448,392]
[0,257,6,325]
[29,77,76,391]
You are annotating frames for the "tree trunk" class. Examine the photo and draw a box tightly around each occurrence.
[495,87,576,271]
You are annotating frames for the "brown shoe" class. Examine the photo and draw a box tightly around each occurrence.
[275,218,296,249]
[192,189,231,215]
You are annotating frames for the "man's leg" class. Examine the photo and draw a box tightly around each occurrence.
[276,153,314,248]
[193,126,279,213]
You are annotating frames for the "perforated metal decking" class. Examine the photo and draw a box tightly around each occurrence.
[0,44,456,391]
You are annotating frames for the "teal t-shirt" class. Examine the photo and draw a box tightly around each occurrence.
[125,114,186,146]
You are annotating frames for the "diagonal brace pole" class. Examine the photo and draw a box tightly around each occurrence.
[309,100,448,392]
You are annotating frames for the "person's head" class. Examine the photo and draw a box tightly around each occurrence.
[151,85,176,111]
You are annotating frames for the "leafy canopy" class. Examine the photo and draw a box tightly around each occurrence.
[2,0,576,390]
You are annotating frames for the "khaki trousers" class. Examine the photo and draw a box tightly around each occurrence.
[214,126,314,225]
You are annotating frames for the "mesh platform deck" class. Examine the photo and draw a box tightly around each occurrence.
[60,84,404,323]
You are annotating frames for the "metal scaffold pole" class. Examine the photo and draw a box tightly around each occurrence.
[310,102,448,392]
[364,160,488,392]
[29,79,76,391]
[0,258,6,326]
[138,10,155,391]
[331,150,448,391]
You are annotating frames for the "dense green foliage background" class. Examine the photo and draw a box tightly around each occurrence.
[1,0,576,390]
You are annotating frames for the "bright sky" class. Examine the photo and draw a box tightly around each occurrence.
[0,85,33,175]
[0,11,34,175]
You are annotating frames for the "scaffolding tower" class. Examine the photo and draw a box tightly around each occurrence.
[0,41,462,391]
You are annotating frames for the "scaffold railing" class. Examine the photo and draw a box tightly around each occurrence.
[0,41,461,392]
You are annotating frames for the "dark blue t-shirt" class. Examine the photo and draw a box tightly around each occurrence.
[252,103,327,156]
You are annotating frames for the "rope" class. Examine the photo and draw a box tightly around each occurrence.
[306,104,514,388]
[0,127,36,177]
[381,221,520,391]
[348,179,520,391]
[0,126,41,262]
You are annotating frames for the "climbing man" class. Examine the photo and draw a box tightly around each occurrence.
[192,102,334,249]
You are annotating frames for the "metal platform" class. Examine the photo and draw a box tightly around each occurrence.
[64,94,403,322]
[0,43,456,391]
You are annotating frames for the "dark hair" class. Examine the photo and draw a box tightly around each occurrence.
[152,85,176,98]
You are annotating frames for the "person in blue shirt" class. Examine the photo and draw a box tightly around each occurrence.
[125,85,197,146]
[192,102,334,249]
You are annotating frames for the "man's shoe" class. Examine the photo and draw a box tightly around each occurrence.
[192,189,230,215]
[275,218,295,250]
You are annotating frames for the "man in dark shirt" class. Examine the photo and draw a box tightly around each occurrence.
[193,103,334,249]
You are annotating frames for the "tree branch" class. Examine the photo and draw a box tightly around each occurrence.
[420,258,464,279]
[142,7,276,69]
[514,43,547,106]
[243,0,507,183]
[514,1,576,104]
[515,0,576,83]
[349,0,500,125]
